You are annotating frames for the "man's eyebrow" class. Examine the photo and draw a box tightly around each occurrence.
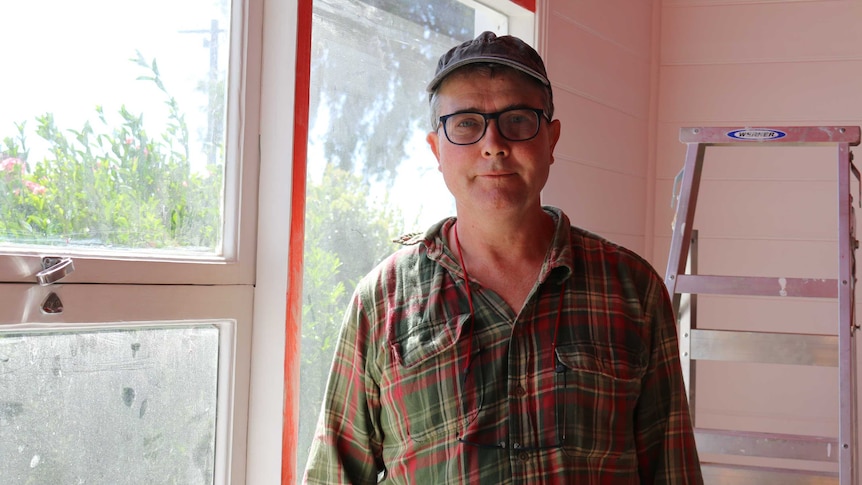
[444,104,536,115]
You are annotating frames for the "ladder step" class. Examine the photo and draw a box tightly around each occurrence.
[675,275,838,298]
[691,329,838,367]
[702,463,837,485]
[696,428,839,462]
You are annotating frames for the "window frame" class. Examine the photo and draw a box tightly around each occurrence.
[0,0,264,483]
[0,0,260,287]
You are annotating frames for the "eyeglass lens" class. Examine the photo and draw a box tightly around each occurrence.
[442,109,542,145]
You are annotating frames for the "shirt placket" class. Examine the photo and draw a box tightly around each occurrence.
[506,295,549,481]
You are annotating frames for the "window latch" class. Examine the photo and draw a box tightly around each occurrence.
[36,257,75,286]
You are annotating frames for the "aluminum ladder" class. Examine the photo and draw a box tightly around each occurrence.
[664,126,861,484]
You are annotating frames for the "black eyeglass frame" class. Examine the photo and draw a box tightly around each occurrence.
[437,108,550,146]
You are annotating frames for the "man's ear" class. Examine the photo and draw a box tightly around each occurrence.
[548,119,561,165]
[426,131,442,170]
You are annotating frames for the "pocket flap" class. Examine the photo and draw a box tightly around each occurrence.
[555,342,647,381]
[391,314,470,369]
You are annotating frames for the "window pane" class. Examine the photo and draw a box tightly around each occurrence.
[0,324,220,485]
[0,0,230,254]
[298,0,508,474]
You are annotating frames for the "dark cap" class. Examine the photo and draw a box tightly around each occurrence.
[427,31,550,92]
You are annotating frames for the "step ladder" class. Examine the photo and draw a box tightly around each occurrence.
[664,126,861,484]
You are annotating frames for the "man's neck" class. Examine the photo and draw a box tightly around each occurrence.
[449,207,555,312]
[453,207,554,264]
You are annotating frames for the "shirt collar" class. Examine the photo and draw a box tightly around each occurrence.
[395,206,574,284]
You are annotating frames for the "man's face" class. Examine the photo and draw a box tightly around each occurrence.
[426,68,561,218]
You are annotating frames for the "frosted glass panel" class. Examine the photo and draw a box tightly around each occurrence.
[0,325,219,485]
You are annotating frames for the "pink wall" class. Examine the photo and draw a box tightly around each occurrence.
[539,0,862,475]
[538,0,656,255]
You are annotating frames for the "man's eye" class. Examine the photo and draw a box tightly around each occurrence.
[455,117,481,129]
[503,112,531,124]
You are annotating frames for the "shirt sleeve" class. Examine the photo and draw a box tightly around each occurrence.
[303,287,385,485]
[635,273,704,484]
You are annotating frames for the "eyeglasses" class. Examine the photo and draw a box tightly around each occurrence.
[437,108,549,146]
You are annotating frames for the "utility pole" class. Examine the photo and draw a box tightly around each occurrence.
[179,19,224,168]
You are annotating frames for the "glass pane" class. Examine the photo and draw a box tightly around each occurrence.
[0,325,220,485]
[297,0,508,474]
[0,0,230,254]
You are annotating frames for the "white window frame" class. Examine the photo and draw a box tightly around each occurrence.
[0,0,264,483]
[0,0,261,287]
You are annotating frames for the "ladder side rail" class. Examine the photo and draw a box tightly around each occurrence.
[836,141,856,485]
[679,231,698,403]
[665,142,705,298]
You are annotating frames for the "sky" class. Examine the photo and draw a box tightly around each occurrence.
[1,0,226,171]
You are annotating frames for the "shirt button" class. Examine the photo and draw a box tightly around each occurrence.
[519,452,530,462]
[515,386,527,397]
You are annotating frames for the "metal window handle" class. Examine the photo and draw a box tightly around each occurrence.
[36,257,75,286]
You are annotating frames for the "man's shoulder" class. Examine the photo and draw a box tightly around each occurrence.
[567,224,662,279]
[357,227,443,288]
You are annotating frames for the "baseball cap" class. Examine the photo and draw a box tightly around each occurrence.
[426,31,550,93]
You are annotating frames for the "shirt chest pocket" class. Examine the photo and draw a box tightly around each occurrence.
[386,314,476,443]
[554,342,647,458]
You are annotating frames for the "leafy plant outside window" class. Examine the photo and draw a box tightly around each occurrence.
[0,54,222,252]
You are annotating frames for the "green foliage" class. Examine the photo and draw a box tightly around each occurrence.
[0,53,222,250]
[297,164,404,471]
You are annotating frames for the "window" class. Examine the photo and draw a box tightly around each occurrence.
[0,0,260,483]
[1,0,231,256]
[296,0,533,475]
[1,324,221,484]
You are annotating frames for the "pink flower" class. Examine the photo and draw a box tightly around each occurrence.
[1,157,25,174]
[25,180,47,195]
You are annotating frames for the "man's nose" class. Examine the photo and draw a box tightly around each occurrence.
[480,118,509,157]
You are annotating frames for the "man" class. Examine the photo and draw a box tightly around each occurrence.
[304,31,703,484]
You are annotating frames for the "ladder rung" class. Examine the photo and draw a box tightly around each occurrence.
[675,275,838,298]
[691,329,838,367]
[702,463,838,485]
[696,428,839,462]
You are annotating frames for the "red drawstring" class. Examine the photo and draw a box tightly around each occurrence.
[453,224,476,377]
[453,222,565,376]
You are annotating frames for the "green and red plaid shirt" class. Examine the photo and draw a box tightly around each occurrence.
[304,207,702,484]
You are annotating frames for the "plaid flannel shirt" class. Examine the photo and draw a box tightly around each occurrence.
[304,207,702,484]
